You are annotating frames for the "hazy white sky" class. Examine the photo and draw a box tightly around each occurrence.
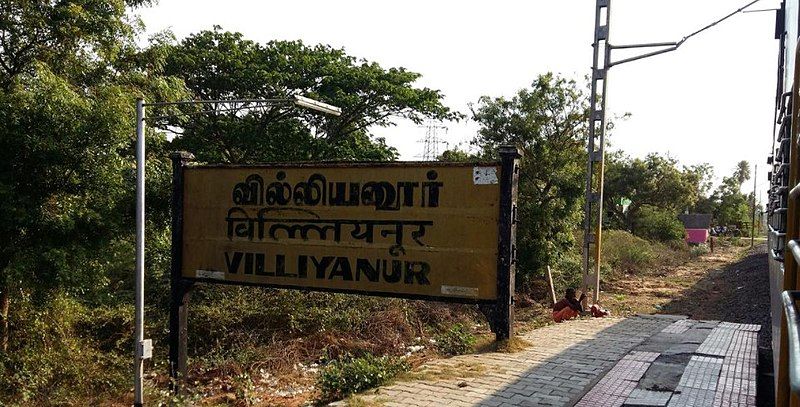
[136,0,781,200]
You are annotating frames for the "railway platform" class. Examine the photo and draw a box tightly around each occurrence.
[341,315,761,407]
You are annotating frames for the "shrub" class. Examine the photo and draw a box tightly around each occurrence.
[0,294,130,405]
[434,323,477,356]
[690,244,709,258]
[602,230,655,274]
[316,354,410,401]
[632,205,686,243]
[551,251,583,296]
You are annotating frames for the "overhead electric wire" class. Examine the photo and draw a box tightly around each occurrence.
[677,0,762,46]
[610,0,764,67]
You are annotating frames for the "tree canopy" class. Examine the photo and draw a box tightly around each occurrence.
[0,6,461,366]
[709,161,753,229]
[603,153,708,233]
[0,0,156,90]
[161,28,461,163]
[470,73,588,284]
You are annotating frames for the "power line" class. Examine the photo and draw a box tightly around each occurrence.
[679,0,763,47]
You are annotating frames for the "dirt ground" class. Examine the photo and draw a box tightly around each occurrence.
[660,246,771,345]
[600,242,770,339]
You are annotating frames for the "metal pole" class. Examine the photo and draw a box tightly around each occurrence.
[593,3,612,306]
[580,0,753,306]
[169,151,195,393]
[583,0,611,307]
[134,98,145,407]
[495,145,522,341]
[752,164,757,248]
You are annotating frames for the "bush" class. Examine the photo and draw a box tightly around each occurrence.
[690,244,709,258]
[316,354,410,401]
[0,294,130,405]
[551,251,583,296]
[602,230,655,274]
[632,206,686,243]
[600,229,690,277]
[434,324,477,356]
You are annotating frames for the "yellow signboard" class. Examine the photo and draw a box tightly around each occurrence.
[180,163,505,301]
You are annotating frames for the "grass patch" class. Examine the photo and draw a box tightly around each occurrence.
[690,244,709,258]
[434,324,477,356]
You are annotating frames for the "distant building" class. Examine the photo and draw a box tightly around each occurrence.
[678,213,713,244]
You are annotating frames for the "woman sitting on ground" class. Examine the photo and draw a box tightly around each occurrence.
[552,288,585,323]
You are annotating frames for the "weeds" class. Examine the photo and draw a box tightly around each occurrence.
[690,244,710,258]
[397,361,487,382]
[316,354,410,402]
[434,324,477,356]
[602,230,656,274]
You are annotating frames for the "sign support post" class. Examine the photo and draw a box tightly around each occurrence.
[169,151,195,392]
[495,145,522,341]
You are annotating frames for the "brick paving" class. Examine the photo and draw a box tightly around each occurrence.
[336,315,762,407]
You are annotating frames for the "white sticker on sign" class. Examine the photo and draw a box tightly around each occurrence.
[196,270,225,280]
[441,285,479,297]
[473,167,498,185]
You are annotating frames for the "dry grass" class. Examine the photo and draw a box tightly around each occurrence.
[396,360,487,382]
[342,395,388,406]
[473,335,532,354]
[495,337,533,353]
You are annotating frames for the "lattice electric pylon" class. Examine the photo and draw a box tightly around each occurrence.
[419,120,448,161]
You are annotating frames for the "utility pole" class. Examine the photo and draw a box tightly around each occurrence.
[582,0,760,307]
[134,99,146,407]
[752,164,757,248]
[583,0,611,307]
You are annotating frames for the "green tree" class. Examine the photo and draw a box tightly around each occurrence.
[688,163,716,215]
[733,160,751,186]
[603,153,705,236]
[712,162,752,230]
[0,0,186,353]
[161,28,461,163]
[438,146,477,162]
[471,73,588,286]
[0,0,151,90]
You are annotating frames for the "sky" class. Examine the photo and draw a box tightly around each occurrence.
[135,0,781,201]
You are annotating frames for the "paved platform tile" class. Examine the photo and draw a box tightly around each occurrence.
[337,315,760,407]
[678,356,723,391]
[625,388,673,406]
[668,387,716,407]
[661,320,694,335]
